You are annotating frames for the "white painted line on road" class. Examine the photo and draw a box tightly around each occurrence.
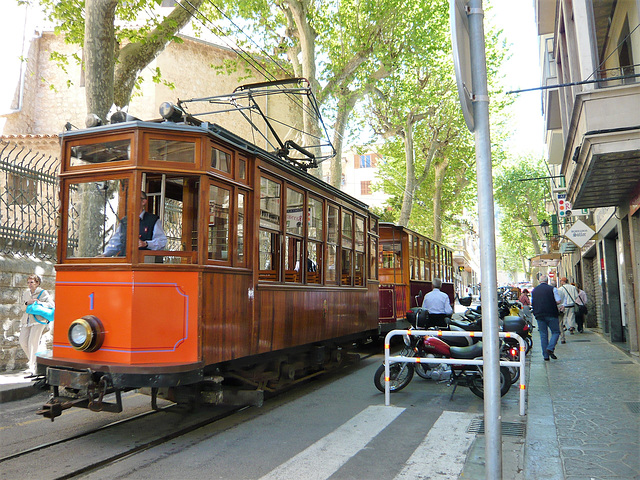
[259,405,405,480]
[394,411,478,480]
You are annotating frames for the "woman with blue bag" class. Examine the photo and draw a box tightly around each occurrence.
[19,274,55,375]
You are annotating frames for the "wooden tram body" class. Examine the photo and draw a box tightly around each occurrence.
[377,223,455,334]
[38,117,380,419]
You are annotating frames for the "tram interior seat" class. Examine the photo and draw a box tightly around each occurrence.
[306,272,320,284]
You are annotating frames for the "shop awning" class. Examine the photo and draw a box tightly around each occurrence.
[529,253,561,267]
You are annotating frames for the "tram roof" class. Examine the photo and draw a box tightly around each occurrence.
[61,119,373,213]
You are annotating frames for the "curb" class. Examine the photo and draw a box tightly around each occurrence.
[0,382,42,403]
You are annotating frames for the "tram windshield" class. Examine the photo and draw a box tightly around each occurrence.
[66,178,129,258]
[65,175,199,263]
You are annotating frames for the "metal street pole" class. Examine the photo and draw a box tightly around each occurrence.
[468,0,502,477]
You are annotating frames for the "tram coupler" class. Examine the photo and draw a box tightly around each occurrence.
[37,396,86,421]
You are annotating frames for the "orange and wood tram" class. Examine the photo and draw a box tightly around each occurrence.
[377,223,455,335]
[36,102,455,420]
[37,102,383,420]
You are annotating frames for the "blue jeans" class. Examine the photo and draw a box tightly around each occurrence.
[536,315,560,358]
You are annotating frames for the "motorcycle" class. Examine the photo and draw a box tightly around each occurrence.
[373,337,512,399]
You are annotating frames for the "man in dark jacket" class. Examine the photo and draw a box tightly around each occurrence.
[532,275,562,361]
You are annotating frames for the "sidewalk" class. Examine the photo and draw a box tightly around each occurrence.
[524,328,640,479]
[0,369,42,403]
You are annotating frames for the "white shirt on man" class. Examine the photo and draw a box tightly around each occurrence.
[421,288,453,315]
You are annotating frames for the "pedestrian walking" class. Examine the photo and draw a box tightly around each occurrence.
[574,283,588,333]
[531,275,562,361]
[19,274,54,375]
[558,277,580,335]
[519,288,532,323]
[549,279,566,344]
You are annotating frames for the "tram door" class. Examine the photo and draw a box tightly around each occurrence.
[143,173,199,264]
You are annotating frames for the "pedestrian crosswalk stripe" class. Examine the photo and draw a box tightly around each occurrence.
[258,405,405,480]
[393,411,478,480]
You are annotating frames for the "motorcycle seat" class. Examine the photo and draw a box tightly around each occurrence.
[450,342,484,359]
[449,318,481,330]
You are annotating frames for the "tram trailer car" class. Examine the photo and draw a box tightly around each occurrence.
[37,104,380,420]
[377,223,455,335]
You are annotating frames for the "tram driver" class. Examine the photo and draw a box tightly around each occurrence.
[101,192,167,257]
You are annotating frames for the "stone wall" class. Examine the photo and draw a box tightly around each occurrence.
[0,256,56,372]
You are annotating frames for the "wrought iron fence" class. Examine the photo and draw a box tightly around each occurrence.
[0,140,59,259]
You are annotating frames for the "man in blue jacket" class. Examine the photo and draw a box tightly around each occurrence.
[531,275,562,361]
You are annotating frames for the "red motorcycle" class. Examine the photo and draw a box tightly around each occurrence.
[374,337,512,399]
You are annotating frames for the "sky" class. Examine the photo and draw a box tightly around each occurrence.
[1,0,547,158]
[486,0,546,159]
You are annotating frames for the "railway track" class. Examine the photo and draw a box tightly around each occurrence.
[1,349,379,479]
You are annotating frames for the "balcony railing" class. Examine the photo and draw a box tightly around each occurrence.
[596,64,640,88]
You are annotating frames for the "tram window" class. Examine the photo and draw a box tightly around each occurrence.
[327,205,338,244]
[259,177,281,281]
[341,212,353,285]
[355,216,365,252]
[285,236,302,283]
[326,244,337,284]
[211,146,231,173]
[342,212,353,250]
[369,237,378,280]
[381,243,401,269]
[149,139,195,163]
[354,252,364,286]
[70,139,131,166]
[208,185,230,261]
[342,249,353,285]
[306,241,322,284]
[286,188,304,236]
[237,192,246,264]
[326,204,339,285]
[140,175,199,264]
[369,216,378,234]
[238,158,247,181]
[66,178,129,258]
[259,230,279,280]
[308,197,323,240]
[260,177,281,229]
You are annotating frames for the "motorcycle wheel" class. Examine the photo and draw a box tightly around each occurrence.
[374,362,414,393]
[525,336,533,355]
[468,366,511,399]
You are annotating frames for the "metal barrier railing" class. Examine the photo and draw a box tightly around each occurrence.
[383,329,526,416]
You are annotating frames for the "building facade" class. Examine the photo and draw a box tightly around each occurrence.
[536,0,640,354]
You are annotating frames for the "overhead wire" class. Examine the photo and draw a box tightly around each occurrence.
[178,0,322,126]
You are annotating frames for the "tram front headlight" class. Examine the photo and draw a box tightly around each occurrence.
[68,316,104,352]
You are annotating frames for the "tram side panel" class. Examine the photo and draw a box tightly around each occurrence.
[255,283,378,355]
[201,270,254,365]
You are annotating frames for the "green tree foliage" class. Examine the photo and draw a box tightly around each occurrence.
[494,156,551,279]
[369,10,509,242]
